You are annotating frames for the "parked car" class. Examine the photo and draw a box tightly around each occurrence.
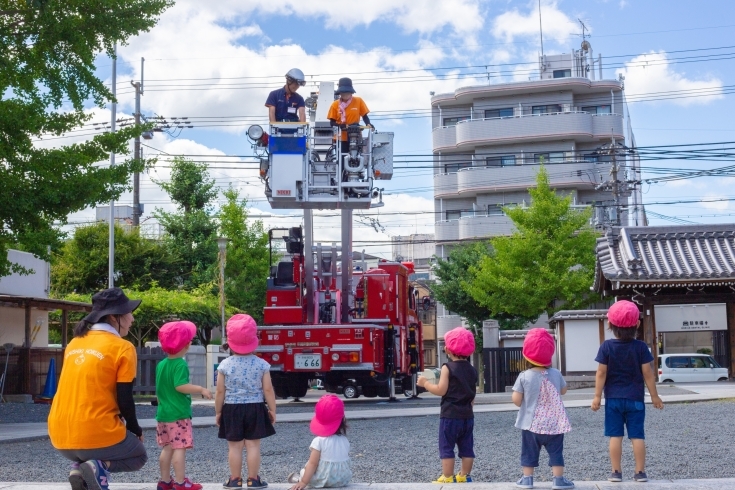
[658,353,729,383]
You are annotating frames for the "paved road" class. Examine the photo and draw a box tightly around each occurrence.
[1,480,733,489]
[1,382,733,443]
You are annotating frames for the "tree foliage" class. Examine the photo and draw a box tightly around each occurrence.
[51,222,179,294]
[153,157,219,288]
[54,286,239,347]
[0,0,172,277]
[466,167,600,320]
[219,188,271,323]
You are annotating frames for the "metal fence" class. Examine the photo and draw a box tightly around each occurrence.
[482,347,524,393]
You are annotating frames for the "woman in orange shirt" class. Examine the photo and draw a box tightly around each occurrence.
[48,288,147,490]
[326,77,374,154]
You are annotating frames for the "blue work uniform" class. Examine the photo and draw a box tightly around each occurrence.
[265,87,305,122]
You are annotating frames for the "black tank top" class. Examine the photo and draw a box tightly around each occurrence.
[440,360,477,419]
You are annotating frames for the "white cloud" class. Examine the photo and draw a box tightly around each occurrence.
[491,0,579,45]
[176,0,484,37]
[617,51,724,106]
[701,195,729,211]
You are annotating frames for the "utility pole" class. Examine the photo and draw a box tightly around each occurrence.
[131,57,144,227]
[610,133,621,226]
[108,44,117,288]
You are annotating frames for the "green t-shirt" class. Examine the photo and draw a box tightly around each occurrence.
[155,357,192,423]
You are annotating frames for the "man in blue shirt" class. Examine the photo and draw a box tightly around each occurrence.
[265,68,306,123]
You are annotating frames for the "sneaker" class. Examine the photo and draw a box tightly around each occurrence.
[287,472,300,484]
[223,477,243,488]
[516,475,534,489]
[246,475,268,488]
[69,462,86,490]
[552,476,575,489]
[157,479,174,490]
[455,474,473,483]
[633,472,648,482]
[80,460,109,490]
[173,478,203,490]
[608,471,623,482]
[432,474,456,484]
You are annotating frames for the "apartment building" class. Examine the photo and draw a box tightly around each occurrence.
[431,49,637,347]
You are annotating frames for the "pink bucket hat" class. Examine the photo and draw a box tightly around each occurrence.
[607,300,640,328]
[523,328,555,367]
[310,394,345,437]
[158,321,197,355]
[444,327,475,357]
[226,314,259,354]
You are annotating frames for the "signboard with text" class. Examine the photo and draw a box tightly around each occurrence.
[654,303,727,332]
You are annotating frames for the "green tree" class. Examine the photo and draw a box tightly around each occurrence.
[154,157,219,288]
[0,0,172,277]
[219,188,271,323]
[466,167,600,320]
[53,286,239,347]
[432,243,536,337]
[52,222,179,294]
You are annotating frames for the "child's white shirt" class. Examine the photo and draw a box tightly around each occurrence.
[310,434,350,462]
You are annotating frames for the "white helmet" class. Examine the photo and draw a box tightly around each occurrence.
[285,68,306,86]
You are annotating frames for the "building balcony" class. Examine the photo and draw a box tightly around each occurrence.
[450,160,610,197]
[432,125,456,150]
[435,220,460,242]
[432,112,624,151]
[458,214,515,239]
[433,171,458,197]
[437,315,464,337]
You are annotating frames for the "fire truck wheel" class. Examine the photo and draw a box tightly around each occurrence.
[342,384,359,399]
[274,385,289,399]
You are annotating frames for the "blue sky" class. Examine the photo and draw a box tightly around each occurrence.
[59,0,735,257]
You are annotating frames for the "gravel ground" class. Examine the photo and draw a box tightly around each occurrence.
[0,397,437,423]
[0,400,734,484]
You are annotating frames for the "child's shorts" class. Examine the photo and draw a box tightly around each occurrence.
[520,430,564,467]
[604,398,646,439]
[218,402,275,441]
[157,419,193,449]
[438,418,475,459]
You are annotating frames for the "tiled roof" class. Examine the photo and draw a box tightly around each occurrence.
[593,224,735,293]
[548,310,609,323]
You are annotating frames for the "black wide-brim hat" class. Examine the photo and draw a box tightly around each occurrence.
[82,287,142,324]
[337,77,355,93]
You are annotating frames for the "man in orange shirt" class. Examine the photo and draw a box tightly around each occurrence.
[49,288,147,490]
[326,77,374,154]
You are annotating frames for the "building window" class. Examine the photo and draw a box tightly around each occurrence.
[486,155,516,167]
[581,105,612,115]
[583,154,599,163]
[534,152,565,164]
[484,108,514,118]
[553,69,572,78]
[487,205,504,215]
[532,105,562,115]
[446,210,462,220]
[444,161,472,173]
[443,116,469,127]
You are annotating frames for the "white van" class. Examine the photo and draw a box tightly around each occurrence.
[658,353,729,383]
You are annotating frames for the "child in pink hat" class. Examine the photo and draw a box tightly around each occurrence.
[215,314,276,489]
[287,394,352,489]
[155,321,213,490]
[512,328,573,489]
[592,300,663,483]
[417,326,477,484]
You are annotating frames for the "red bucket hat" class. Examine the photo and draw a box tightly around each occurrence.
[444,327,475,357]
[310,394,345,437]
[158,321,197,355]
[226,314,259,354]
[523,328,555,367]
[607,300,640,328]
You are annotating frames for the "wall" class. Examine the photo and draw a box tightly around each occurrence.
[0,250,50,298]
[0,306,49,347]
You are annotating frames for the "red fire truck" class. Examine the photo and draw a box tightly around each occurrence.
[256,227,425,400]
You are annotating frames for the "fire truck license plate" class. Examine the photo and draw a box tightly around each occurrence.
[294,354,322,369]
